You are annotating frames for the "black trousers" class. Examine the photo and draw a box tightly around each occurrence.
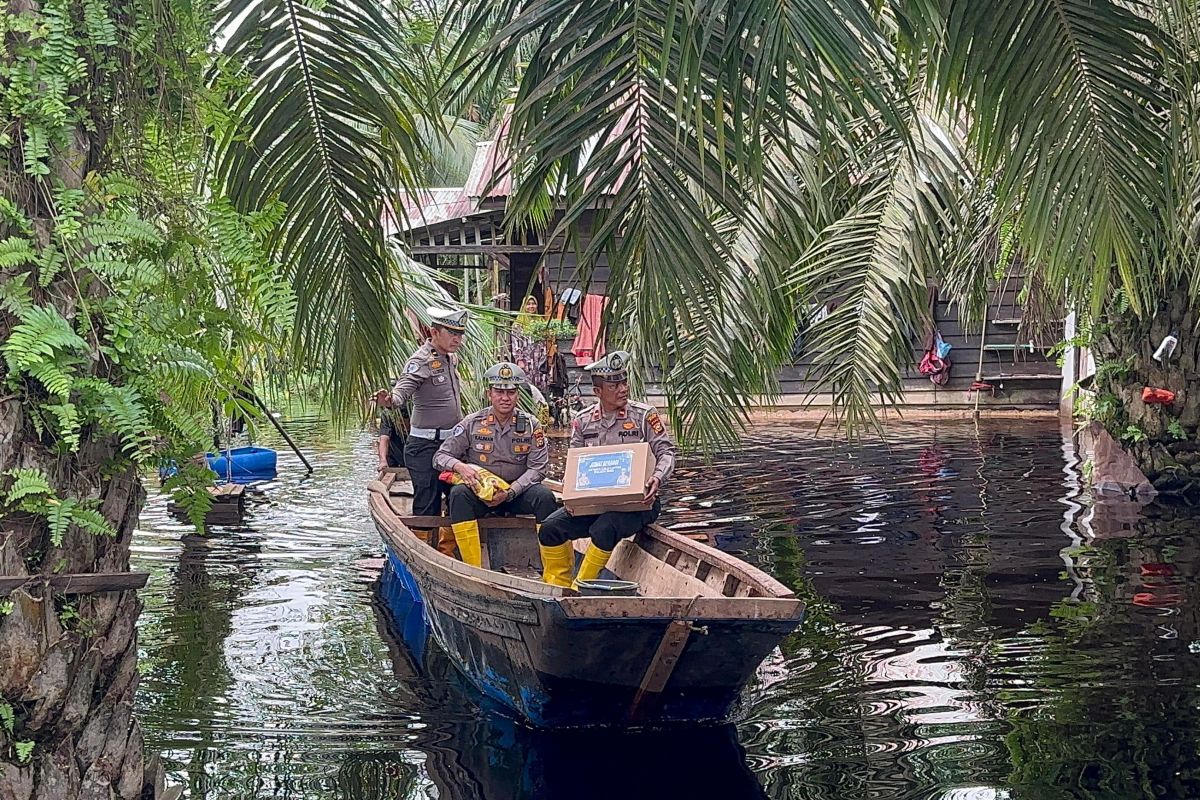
[537,499,661,551]
[403,437,450,517]
[447,483,559,524]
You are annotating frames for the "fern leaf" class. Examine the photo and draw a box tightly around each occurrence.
[42,401,81,450]
[46,498,78,546]
[2,468,53,507]
[0,237,36,268]
[0,279,33,316]
[69,506,115,538]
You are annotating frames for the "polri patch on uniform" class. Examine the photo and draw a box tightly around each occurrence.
[430,360,441,369]
[451,424,464,437]
[648,412,665,434]
[405,361,420,374]
[534,430,545,447]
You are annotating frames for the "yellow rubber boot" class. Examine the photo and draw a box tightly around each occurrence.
[571,544,613,589]
[452,520,482,567]
[539,542,575,588]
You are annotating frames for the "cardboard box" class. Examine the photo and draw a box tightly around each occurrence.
[561,442,656,515]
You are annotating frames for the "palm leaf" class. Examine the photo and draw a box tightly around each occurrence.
[788,109,968,434]
[445,0,905,448]
[927,0,1170,316]
[211,0,436,412]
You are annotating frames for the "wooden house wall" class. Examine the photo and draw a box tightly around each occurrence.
[544,255,1062,411]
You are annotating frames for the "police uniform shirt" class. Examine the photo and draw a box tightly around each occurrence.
[391,341,463,431]
[570,401,676,483]
[433,409,549,496]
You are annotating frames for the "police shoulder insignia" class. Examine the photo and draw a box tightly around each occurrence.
[648,412,665,434]
[451,424,464,437]
[405,361,420,374]
[534,429,545,447]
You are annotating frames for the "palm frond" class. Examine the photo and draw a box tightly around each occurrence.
[788,110,968,434]
[211,0,436,411]
[444,0,907,447]
[929,0,1170,316]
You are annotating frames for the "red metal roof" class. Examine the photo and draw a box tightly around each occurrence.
[465,111,513,200]
[385,188,475,235]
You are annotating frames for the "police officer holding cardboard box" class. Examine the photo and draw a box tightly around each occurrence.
[375,307,468,533]
[538,350,676,587]
[432,361,558,567]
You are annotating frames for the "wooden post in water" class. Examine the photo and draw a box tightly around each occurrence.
[251,393,314,473]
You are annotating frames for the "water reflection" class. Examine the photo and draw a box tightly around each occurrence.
[131,417,1200,799]
[357,565,768,800]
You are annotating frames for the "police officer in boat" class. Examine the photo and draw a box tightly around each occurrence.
[537,350,677,588]
[432,361,558,567]
[375,307,468,549]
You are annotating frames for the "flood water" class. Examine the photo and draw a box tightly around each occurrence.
[133,418,1200,799]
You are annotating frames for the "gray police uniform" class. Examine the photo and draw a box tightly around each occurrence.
[539,399,678,550]
[392,340,463,517]
[433,409,558,524]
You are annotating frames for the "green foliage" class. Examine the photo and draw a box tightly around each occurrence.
[14,741,34,764]
[520,318,577,341]
[0,701,13,733]
[1,305,88,399]
[1120,424,1148,444]
[1,469,115,544]
[1167,420,1189,441]
[161,463,217,534]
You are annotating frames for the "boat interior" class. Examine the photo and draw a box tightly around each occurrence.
[374,471,790,601]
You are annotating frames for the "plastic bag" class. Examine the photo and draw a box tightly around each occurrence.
[935,332,952,359]
[439,469,511,501]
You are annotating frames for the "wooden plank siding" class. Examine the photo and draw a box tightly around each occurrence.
[396,208,1061,411]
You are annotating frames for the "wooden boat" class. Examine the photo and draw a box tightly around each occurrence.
[367,470,804,728]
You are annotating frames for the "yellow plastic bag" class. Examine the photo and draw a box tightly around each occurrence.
[439,469,511,502]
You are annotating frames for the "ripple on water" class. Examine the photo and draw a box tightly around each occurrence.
[134,418,1200,799]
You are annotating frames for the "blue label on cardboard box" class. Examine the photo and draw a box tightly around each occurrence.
[573,450,635,491]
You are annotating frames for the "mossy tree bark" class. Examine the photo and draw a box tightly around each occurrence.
[1093,284,1200,498]
[0,0,169,795]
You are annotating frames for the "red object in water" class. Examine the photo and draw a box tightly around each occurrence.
[1132,591,1184,608]
[1140,562,1177,577]
[1141,387,1176,404]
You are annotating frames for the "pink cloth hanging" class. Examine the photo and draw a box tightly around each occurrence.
[571,294,608,366]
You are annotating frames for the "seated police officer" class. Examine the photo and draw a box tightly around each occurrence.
[432,362,559,567]
[538,351,677,588]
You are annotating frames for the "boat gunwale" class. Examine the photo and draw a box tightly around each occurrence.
[368,475,804,622]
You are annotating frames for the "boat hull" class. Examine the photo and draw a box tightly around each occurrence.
[381,539,800,728]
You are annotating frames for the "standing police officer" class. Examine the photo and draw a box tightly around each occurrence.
[433,362,558,567]
[375,307,468,545]
[537,351,676,587]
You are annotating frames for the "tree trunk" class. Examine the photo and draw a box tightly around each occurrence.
[0,404,171,798]
[1093,285,1200,499]
[1,0,171,795]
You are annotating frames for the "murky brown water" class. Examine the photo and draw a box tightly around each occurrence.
[133,418,1200,799]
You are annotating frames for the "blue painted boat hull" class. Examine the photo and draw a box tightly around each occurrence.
[206,446,277,479]
[370,566,771,798]
[371,477,804,729]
